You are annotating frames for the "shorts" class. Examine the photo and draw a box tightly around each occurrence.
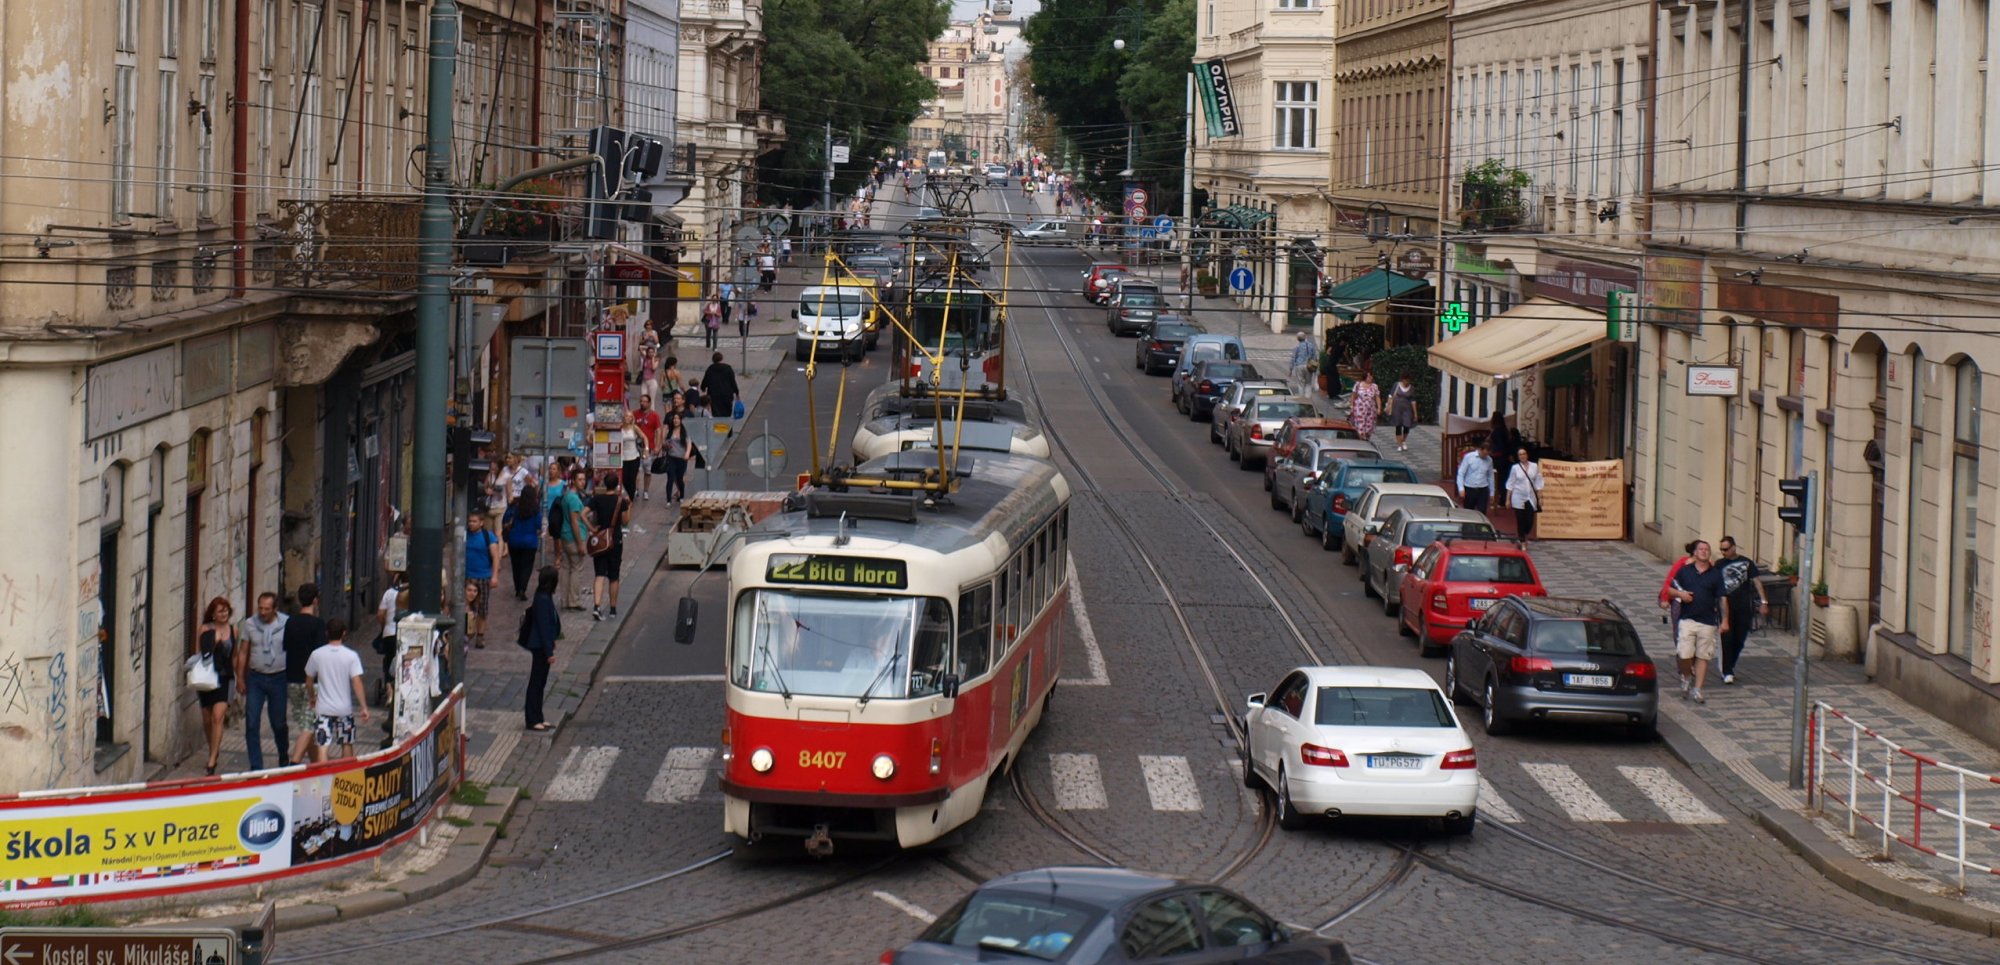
[288,683,316,732]
[314,714,356,748]
[1676,620,1721,661]
[593,543,624,579]
[467,579,491,618]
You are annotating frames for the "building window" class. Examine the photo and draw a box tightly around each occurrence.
[1906,352,1929,636]
[201,0,219,62]
[197,73,215,220]
[117,0,138,52]
[1274,81,1318,150]
[163,0,182,57]
[1277,0,1318,8]
[158,67,179,218]
[1949,362,1981,661]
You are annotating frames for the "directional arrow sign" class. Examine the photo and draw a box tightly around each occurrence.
[1228,266,1255,291]
[0,928,240,965]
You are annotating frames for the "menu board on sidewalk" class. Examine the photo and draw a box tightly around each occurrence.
[1536,459,1626,540]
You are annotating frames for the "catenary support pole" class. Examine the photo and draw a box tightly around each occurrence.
[1182,71,1194,311]
[1789,470,1818,789]
[410,0,460,615]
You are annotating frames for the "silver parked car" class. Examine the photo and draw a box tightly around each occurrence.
[1362,506,1498,613]
[1227,396,1322,470]
[1209,380,1289,446]
[1272,440,1384,518]
[1339,481,1456,566]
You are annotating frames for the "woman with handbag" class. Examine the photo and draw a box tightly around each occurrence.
[587,471,631,621]
[618,411,649,500]
[189,596,238,774]
[1505,447,1547,541]
[659,412,698,503]
[522,566,561,731]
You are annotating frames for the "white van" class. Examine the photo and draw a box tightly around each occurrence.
[792,285,874,363]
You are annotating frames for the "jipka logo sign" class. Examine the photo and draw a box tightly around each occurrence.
[1686,365,1741,396]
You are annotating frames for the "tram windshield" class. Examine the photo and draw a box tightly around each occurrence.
[732,591,954,699]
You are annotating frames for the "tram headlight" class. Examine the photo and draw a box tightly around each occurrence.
[872,754,897,780]
[750,747,775,773]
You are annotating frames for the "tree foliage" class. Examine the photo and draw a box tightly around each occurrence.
[1023,0,1192,213]
[757,0,951,207]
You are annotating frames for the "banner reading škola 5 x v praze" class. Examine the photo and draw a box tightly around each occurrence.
[0,692,460,906]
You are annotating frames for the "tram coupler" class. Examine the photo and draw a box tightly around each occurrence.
[804,823,835,858]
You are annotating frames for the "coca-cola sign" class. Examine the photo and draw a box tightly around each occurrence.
[1686,365,1741,397]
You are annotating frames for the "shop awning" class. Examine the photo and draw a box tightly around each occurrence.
[1316,268,1429,321]
[1427,296,1607,384]
[1202,204,1275,230]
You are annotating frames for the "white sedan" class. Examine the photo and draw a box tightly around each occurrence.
[1242,665,1479,834]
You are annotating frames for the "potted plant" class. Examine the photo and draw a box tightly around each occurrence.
[1810,578,1831,607]
[1195,271,1221,297]
[1776,557,1799,584]
[1459,158,1533,231]
[463,178,568,265]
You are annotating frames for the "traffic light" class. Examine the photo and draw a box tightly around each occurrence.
[451,425,496,491]
[1777,476,1812,532]
[586,126,627,240]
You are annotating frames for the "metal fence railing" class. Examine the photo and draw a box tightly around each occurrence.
[1811,701,2000,892]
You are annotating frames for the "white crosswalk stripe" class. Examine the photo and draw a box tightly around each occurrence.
[545,745,622,802]
[645,747,716,804]
[1476,777,1524,824]
[1521,763,1625,822]
[1049,752,1109,810]
[1138,755,1203,812]
[1617,765,1726,824]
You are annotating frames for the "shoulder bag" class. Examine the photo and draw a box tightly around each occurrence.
[185,652,220,691]
[585,497,625,556]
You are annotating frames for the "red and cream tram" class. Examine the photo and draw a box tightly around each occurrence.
[714,451,1071,852]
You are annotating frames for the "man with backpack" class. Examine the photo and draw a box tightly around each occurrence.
[549,467,592,610]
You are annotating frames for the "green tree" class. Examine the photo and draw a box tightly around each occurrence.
[757,0,950,207]
[1024,0,1192,213]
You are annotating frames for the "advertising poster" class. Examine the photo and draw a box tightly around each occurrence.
[1536,459,1627,540]
[1,692,461,907]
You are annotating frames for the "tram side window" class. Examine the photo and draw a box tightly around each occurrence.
[1022,543,1039,624]
[1038,528,1052,605]
[1005,555,1023,646]
[958,584,993,677]
[913,598,955,695]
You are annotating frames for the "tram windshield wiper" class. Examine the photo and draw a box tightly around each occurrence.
[757,644,793,700]
[857,652,904,708]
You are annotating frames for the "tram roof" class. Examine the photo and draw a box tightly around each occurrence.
[750,450,1068,558]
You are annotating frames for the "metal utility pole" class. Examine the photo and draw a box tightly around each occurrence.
[1181,71,1194,311]
[1788,470,1819,789]
[822,121,834,215]
[410,0,460,615]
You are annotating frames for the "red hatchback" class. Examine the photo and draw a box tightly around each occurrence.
[1397,539,1548,656]
[1082,262,1130,304]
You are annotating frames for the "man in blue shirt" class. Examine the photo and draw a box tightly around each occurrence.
[1668,540,1730,703]
[1455,441,1495,513]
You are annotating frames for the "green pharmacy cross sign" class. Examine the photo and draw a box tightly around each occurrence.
[1440,302,1469,334]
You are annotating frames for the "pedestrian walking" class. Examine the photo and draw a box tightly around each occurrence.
[1288,334,1316,395]
[1504,447,1545,540]
[236,591,291,771]
[493,452,532,510]
[660,412,700,502]
[1668,540,1729,703]
[701,351,740,419]
[1386,375,1419,452]
[589,471,631,621]
[190,596,237,775]
[758,249,777,292]
[637,343,661,410]
[618,411,649,500]
[1659,540,1699,683]
[464,512,503,649]
[373,571,409,706]
[1455,441,1495,513]
[522,566,560,731]
[303,618,369,762]
[552,468,592,611]
[1716,536,1767,684]
[502,484,542,601]
[282,583,328,767]
[702,295,723,350]
[1487,413,1515,494]
[780,235,792,266]
[633,394,662,498]
[663,356,686,403]
[1349,371,1380,441]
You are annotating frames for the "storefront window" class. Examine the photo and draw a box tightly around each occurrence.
[1905,353,1928,637]
[1949,362,1980,662]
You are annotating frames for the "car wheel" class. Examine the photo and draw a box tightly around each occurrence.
[1398,608,1416,637]
[1381,580,1399,617]
[1481,678,1513,736]
[1290,494,1303,523]
[1270,487,1285,511]
[1628,718,1658,742]
[1239,453,1258,472]
[1229,441,1241,461]
[1340,540,1357,566]
[1274,764,1309,831]
[1320,520,1338,551]
[1240,744,1260,789]
[1442,811,1476,836]
[1361,569,1378,599]
[795,344,810,362]
[1301,510,1316,537]
[1446,653,1468,704]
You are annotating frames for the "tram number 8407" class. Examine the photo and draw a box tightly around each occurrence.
[799,750,847,769]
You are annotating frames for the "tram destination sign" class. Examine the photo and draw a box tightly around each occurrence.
[766,554,909,590]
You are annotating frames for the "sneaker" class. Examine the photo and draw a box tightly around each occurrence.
[1722,673,1736,685]
[592,607,602,621]
[1677,674,1691,698]
[610,606,618,617]
[1691,687,1706,703]
[643,491,651,500]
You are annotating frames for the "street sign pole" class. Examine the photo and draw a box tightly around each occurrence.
[1788,470,1818,790]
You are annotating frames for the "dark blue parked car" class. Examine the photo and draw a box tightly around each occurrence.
[1299,459,1420,550]
[1177,360,1264,421]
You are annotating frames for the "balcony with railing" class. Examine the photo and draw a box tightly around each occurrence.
[259,194,426,293]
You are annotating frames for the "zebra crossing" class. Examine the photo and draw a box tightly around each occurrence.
[537,744,1731,827]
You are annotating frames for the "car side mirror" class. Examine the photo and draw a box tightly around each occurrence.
[789,309,799,319]
[673,597,698,644]
[941,673,961,699]
[1366,520,1385,534]
[1246,692,1267,709]
[1302,473,1319,487]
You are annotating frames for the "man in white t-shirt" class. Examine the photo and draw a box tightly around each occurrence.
[304,618,371,761]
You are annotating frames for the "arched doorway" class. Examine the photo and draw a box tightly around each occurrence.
[1851,335,1887,626]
